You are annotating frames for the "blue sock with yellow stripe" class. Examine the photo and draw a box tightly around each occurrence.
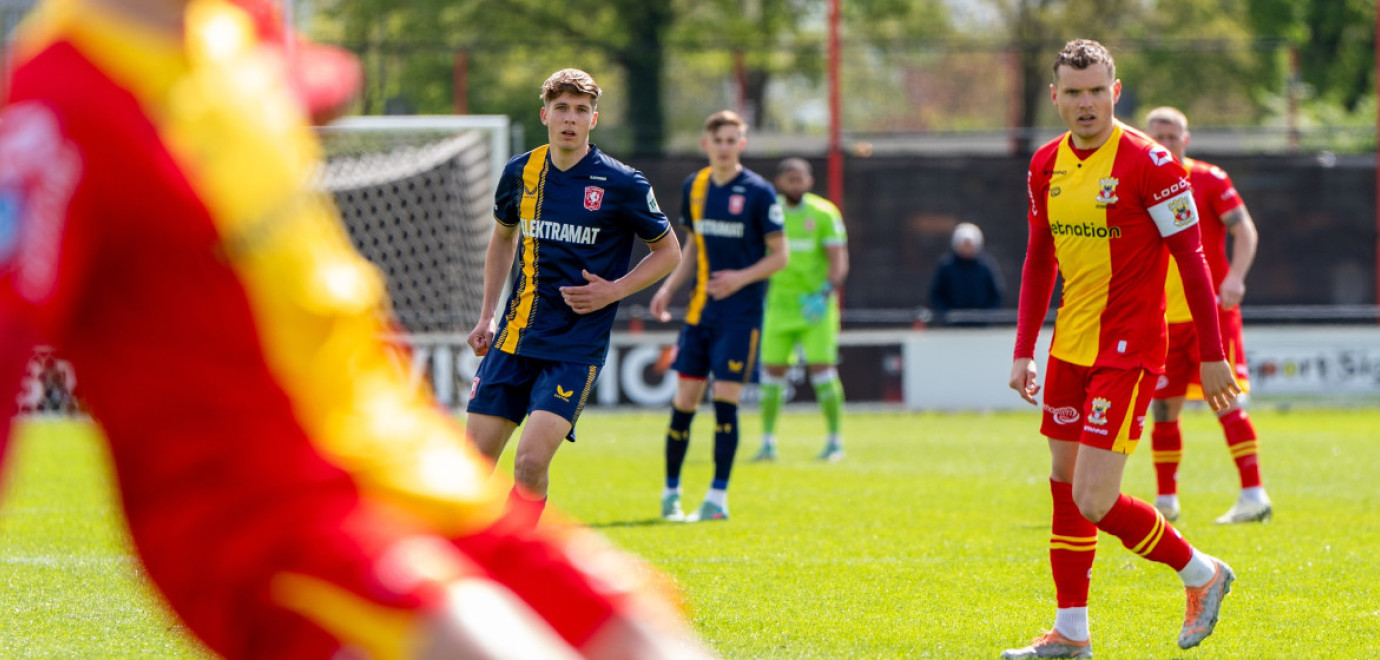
[665,407,695,489]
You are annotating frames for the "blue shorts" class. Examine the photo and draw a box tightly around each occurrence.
[672,323,761,384]
[466,349,600,442]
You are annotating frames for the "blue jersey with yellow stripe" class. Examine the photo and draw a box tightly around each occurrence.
[678,167,783,326]
[492,144,671,364]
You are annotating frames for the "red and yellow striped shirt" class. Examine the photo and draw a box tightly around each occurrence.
[1015,122,1225,372]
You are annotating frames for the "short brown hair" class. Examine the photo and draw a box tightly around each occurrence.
[703,110,747,135]
[1052,39,1115,82]
[541,69,601,107]
[1145,106,1189,132]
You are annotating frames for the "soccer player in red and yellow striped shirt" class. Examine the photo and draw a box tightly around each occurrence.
[1004,40,1240,659]
[1144,106,1271,525]
[0,1,706,657]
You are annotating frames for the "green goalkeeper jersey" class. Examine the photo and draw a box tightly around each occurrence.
[765,192,847,325]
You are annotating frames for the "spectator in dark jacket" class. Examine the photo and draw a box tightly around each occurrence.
[929,222,1004,324]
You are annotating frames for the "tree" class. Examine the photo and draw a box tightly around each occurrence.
[316,0,952,154]
[985,0,1153,155]
[318,0,674,155]
[1248,0,1376,111]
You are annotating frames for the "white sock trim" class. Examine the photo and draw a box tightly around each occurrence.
[1178,549,1216,588]
[1241,486,1269,504]
[704,488,728,508]
[760,372,789,387]
[809,368,838,387]
[1053,607,1089,642]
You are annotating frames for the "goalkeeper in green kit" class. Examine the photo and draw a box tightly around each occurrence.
[752,158,850,462]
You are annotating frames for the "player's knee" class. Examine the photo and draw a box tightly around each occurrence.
[1150,399,1172,423]
[1071,485,1115,522]
[511,452,550,488]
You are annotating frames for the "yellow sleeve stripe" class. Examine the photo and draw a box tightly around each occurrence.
[684,167,713,326]
[642,225,672,244]
[497,146,549,354]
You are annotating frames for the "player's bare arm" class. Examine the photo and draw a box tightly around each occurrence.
[468,223,520,356]
[1008,357,1041,406]
[562,231,681,315]
[825,243,849,289]
[706,232,788,300]
[650,237,697,322]
[1218,206,1258,310]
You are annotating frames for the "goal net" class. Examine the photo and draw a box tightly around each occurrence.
[318,115,509,335]
[17,115,509,415]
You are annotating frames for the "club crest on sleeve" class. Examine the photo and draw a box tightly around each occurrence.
[1094,178,1119,204]
[728,194,745,215]
[1170,197,1196,226]
[646,188,660,213]
[583,186,604,211]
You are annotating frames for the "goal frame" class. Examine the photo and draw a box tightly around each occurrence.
[318,114,510,197]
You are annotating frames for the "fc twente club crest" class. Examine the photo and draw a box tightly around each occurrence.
[584,186,604,211]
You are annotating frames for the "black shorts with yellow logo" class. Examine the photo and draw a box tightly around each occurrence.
[467,349,599,442]
[672,322,761,384]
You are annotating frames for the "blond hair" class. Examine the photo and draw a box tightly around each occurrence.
[703,110,747,135]
[540,69,601,107]
[1144,106,1189,132]
[1052,39,1115,82]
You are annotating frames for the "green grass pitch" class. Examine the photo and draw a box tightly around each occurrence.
[1,408,1377,658]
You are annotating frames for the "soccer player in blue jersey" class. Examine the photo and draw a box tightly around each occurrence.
[651,110,788,522]
[466,69,681,527]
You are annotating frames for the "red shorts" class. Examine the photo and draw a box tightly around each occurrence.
[1040,356,1157,454]
[1156,307,1250,400]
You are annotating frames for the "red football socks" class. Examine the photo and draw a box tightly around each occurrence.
[1095,494,1192,571]
[1219,409,1261,489]
[1151,420,1182,496]
[1049,479,1097,608]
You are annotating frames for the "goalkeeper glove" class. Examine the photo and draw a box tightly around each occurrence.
[799,284,833,324]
